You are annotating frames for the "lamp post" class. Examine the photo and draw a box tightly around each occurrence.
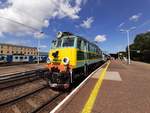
[37,38,40,64]
[35,32,44,64]
[120,27,136,64]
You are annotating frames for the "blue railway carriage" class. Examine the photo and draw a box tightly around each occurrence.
[0,54,48,64]
[12,55,33,63]
[32,55,48,62]
[0,54,7,63]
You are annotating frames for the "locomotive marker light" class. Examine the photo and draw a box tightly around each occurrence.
[57,31,63,38]
[47,57,52,64]
[62,57,70,65]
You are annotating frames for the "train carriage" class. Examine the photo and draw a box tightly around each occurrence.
[0,54,47,64]
[47,32,104,88]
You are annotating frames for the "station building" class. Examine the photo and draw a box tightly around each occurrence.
[0,43,38,56]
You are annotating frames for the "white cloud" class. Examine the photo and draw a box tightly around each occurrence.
[129,13,142,22]
[94,35,107,42]
[4,39,32,46]
[0,32,4,37]
[80,17,94,29]
[40,45,47,48]
[0,0,83,36]
[118,22,125,28]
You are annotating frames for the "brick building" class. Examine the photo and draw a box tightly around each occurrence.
[0,43,38,55]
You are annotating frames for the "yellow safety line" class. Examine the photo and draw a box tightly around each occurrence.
[81,61,110,113]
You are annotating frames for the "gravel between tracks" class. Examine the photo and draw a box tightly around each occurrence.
[0,87,59,113]
[0,79,47,104]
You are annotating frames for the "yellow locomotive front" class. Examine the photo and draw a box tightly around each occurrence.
[47,32,77,88]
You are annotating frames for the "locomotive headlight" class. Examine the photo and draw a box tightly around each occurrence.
[62,57,69,65]
[47,57,52,64]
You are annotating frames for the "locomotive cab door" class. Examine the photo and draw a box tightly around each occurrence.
[82,40,88,76]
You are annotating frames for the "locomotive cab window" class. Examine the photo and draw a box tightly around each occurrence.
[56,39,62,48]
[62,37,74,47]
[51,40,56,49]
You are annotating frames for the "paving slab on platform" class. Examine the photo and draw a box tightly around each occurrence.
[104,71,122,81]
[58,60,150,113]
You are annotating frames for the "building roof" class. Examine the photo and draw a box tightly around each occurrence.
[0,43,37,49]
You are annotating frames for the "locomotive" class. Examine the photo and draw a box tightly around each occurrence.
[47,32,105,88]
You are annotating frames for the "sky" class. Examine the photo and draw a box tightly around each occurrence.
[0,0,150,53]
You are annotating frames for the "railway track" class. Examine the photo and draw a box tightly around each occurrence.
[0,62,105,113]
[0,68,68,113]
[0,68,49,90]
[0,85,65,113]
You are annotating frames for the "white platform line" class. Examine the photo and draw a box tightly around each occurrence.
[50,62,108,113]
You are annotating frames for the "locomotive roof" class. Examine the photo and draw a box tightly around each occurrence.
[56,32,101,51]
[76,35,101,51]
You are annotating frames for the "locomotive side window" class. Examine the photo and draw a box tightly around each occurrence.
[77,39,82,50]
[77,38,85,50]
[81,40,85,50]
[62,38,74,47]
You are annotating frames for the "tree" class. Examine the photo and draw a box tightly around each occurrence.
[129,31,150,62]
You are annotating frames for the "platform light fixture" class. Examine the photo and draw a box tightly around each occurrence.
[35,32,44,64]
[120,27,136,64]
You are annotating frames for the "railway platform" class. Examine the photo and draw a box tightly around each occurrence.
[0,63,47,76]
[51,60,150,113]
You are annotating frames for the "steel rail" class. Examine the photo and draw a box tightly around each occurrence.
[30,92,64,113]
[0,85,48,106]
